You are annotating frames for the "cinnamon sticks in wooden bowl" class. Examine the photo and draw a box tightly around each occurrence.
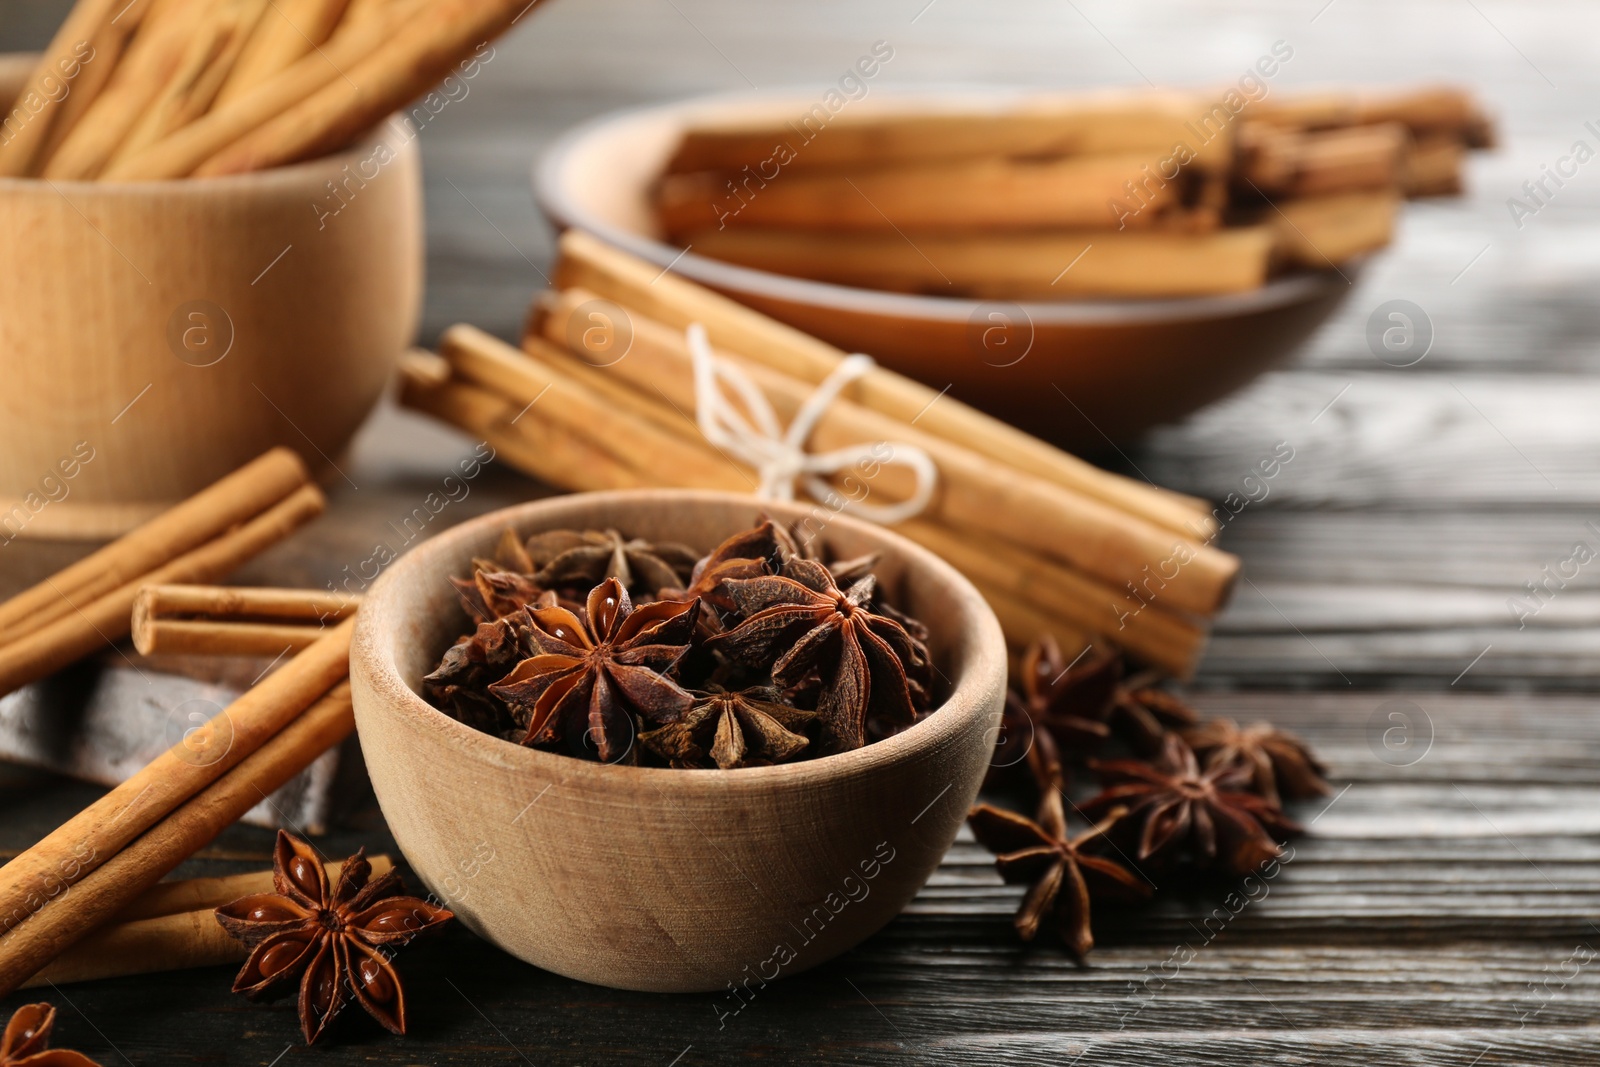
[0,0,549,535]
[534,84,1493,446]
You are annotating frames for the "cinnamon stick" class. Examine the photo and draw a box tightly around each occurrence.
[397,352,657,493]
[1403,134,1465,197]
[680,224,1276,299]
[116,854,391,922]
[212,0,353,106]
[39,0,203,179]
[665,90,1234,175]
[1265,190,1398,268]
[105,0,274,168]
[30,0,157,171]
[132,583,356,658]
[0,483,326,697]
[539,288,1239,615]
[0,0,121,176]
[194,0,541,176]
[0,447,310,645]
[657,154,1198,235]
[1239,122,1407,198]
[0,623,352,940]
[0,682,356,997]
[551,230,1216,538]
[104,0,418,180]
[131,619,328,657]
[24,853,394,987]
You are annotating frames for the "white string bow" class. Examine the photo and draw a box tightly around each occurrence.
[685,323,938,525]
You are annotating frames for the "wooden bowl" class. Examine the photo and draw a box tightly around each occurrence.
[0,54,422,539]
[349,489,1007,992]
[534,89,1361,451]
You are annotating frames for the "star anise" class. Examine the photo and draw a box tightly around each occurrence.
[712,557,926,752]
[0,1004,100,1067]
[967,788,1150,957]
[489,578,699,762]
[1083,734,1298,875]
[1183,718,1331,807]
[661,520,789,635]
[640,686,816,768]
[1018,635,1118,750]
[451,568,547,624]
[1110,679,1200,753]
[527,528,699,595]
[423,613,540,737]
[215,831,453,1045]
[984,689,1065,793]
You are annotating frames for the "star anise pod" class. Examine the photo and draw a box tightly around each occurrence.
[1019,635,1118,751]
[0,1004,100,1067]
[640,686,816,768]
[423,613,539,737]
[215,831,453,1045]
[661,520,790,635]
[984,690,1064,793]
[712,557,926,753]
[1183,718,1331,807]
[1084,734,1298,875]
[967,788,1150,957]
[527,528,699,595]
[451,568,546,624]
[489,578,699,762]
[1110,679,1200,753]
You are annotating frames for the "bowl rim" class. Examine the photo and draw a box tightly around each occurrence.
[0,51,417,193]
[532,84,1361,328]
[351,488,1008,787]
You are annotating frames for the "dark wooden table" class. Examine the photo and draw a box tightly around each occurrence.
[5,1,1600,1063]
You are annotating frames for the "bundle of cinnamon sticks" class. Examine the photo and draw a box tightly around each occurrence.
[0,0,544,180]
[400,230,1237,678]
[654,84,1493,299]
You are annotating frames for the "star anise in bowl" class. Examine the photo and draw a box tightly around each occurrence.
[215,831,453,1045]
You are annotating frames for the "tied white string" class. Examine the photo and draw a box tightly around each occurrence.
[685,323,938,525]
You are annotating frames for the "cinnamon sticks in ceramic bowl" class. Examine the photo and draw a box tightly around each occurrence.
[651,84,1492,300]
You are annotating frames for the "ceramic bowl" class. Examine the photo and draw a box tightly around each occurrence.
[534,87,1361,451]
[0,53,422,539]
[349,489,1008,992]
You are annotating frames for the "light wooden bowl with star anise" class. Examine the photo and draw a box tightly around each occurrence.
[350,488,1007,992]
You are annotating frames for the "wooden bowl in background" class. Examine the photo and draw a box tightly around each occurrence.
[534,89,1360,452]
[0,54,422,539]
[349,489,1008,992]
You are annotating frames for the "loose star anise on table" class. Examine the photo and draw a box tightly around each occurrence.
[1017,635,1118,750]
[1083,734,1299,876]
[640,685,816,768]
[967,788,1150,957]
[0,1004,100,1067]
[215,831,453,1045]
[490,577,700,762]
[712,557,928,753]
[1183,717,1331,807]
